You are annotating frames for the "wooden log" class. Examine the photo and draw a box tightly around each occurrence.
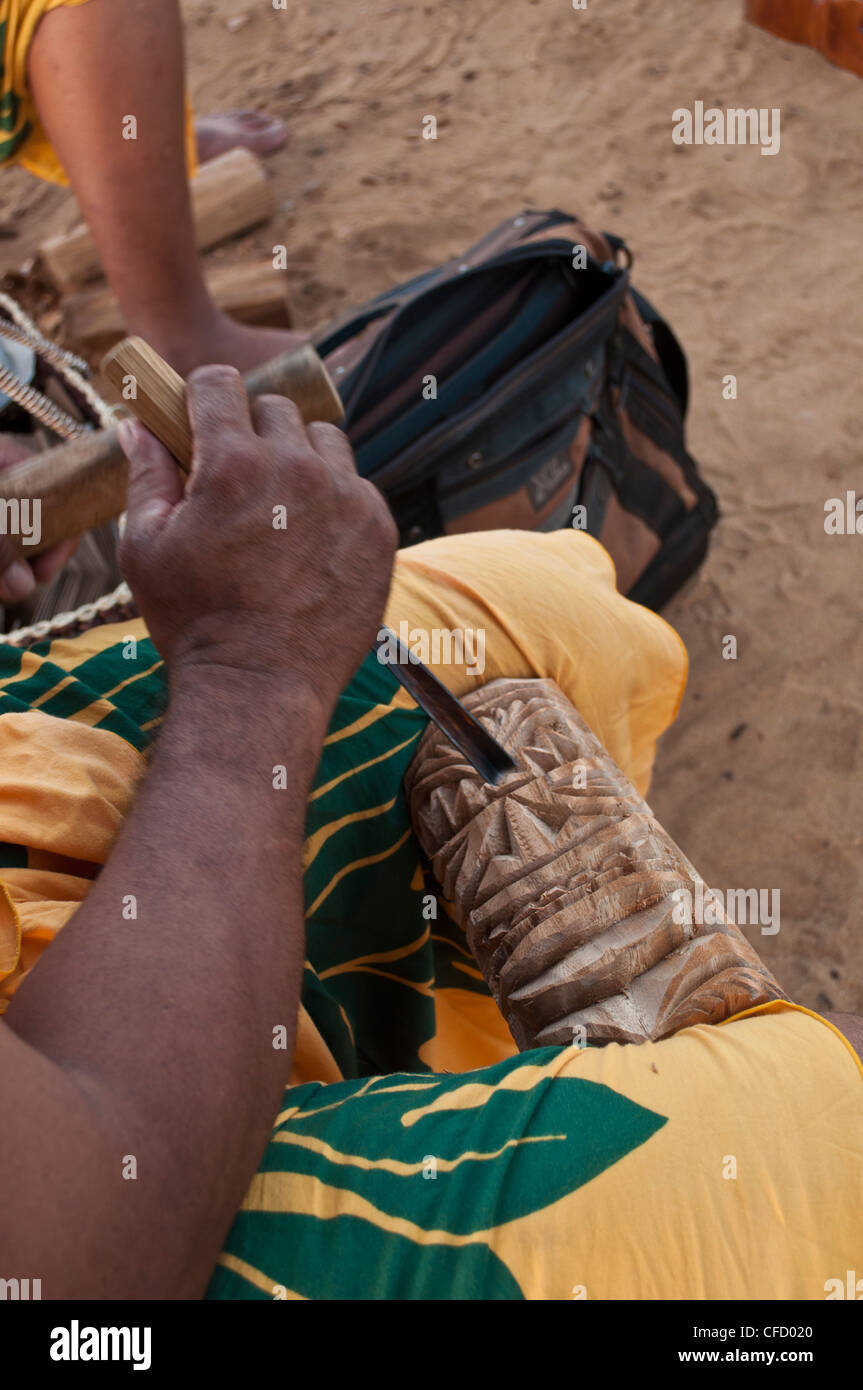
[39,148,275,293]
[62,260,293,352]
[405,676,785,1050]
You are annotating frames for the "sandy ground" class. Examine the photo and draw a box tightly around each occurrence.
[1,0,862,1014]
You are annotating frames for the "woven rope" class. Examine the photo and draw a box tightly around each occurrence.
[0,290,129,644]
[0,291,118,432]
[0,580,137,648]
[0,359,86,439]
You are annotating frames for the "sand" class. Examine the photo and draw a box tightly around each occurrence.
[1,0,862,1013]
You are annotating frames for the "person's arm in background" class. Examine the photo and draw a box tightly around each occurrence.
[0,366,397,1299]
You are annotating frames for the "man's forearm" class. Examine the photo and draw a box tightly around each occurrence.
[3,667,327,1297]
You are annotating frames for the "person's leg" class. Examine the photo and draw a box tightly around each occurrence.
[27,0,303,376]
[208,1008,863,1300]
[194,109,286,164]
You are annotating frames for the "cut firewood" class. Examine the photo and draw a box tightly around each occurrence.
[405,676,785,1050]
[61,260,293,351]
[39,148,275,292]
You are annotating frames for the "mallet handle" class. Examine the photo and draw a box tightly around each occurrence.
[0,337,342,558]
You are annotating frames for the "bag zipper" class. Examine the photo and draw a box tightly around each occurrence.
[339,239,625,424]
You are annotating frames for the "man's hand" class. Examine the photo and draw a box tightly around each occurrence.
[1,367,398,1298]
[0,434,78,604]
[118,365,397,723]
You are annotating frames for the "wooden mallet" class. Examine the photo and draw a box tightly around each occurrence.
[0,336,343,558]
[97,340,516,785]
[3,334,515,781]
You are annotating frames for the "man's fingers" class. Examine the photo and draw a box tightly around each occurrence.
[0,552,35,603]
[118,418,185,532]
[250,393,312,454]
[31,539,78,586]
[186,365,254,467]
[0,434,33,471]
[307,422,358,477]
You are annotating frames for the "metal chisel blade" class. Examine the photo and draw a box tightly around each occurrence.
[373,627,517,785]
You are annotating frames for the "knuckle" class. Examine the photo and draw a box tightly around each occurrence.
[211,430,262,474]
[265,393,301,421]
[255,394,301,432]
[312,422,347,454]
[283,448,322,494]
[187,364,243,392]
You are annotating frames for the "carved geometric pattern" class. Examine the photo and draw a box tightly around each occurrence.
[405,678,785,1049]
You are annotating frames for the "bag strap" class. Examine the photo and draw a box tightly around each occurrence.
[629,287,690,417]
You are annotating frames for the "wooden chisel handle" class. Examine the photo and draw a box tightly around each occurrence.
[0,337,343,559]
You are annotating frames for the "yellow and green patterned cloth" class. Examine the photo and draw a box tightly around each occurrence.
[0,530,860,1299]
[214,1003,862,1301]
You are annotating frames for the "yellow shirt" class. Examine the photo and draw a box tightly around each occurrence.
[1,0,196,183]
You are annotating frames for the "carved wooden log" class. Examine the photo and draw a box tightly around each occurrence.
[405,677,785,1050]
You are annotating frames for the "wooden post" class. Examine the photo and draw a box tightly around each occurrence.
[405,676,785,1050]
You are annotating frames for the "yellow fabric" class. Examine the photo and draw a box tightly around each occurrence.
[388,529,688,797]
[0,530,688,1089]
[511,1005,863,1299]
[0,711,143,991]
[227,1003,862,1300]
[0,529,860,1301]
[0,0,197,184]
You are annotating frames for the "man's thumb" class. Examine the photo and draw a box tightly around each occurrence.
[118,418,184,528]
